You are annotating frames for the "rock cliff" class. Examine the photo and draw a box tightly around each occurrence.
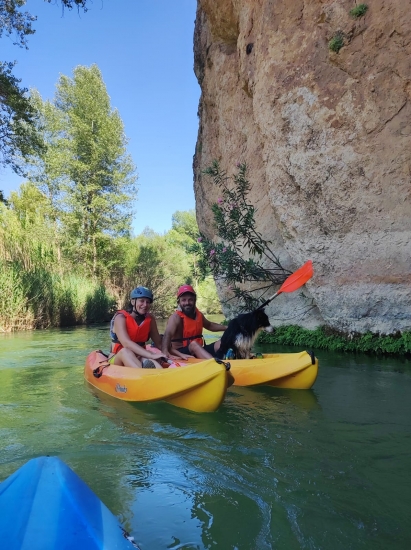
[193,0,411,333]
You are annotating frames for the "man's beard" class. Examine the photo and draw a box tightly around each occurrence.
[181,303,195,316]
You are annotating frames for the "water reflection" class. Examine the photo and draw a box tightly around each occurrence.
[1,326,411,549]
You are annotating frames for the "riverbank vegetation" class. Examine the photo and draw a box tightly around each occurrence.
[0,64,220,332]
[258,325,411,356]
[0,187,220,331]
[0,183,219,331]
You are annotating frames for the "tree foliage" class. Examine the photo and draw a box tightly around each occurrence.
[0,61,44,174]
[120,232,192,318]
[194,161,290,312]
[30,65,137,277]
[0,0,89,49]
[0,0,91,180]
[0,0,36,48]
[171,210,200,244]
[168,209,205,288]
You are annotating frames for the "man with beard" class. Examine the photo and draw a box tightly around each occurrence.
[162,284,227,359]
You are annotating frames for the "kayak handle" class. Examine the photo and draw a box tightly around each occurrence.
[214,358,231,371]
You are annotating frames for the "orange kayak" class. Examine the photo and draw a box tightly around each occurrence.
[84,350,231,413]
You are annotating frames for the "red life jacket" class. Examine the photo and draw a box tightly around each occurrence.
[173,308,204,347]
[110,310,152,354]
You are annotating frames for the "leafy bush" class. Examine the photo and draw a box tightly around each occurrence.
[194,161,290,313]
[196,276,222,315]
[85,285,116,323]
[329,32,344,53]
[350,4,368,18]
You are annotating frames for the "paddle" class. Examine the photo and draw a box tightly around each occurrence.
[256,260,313,310]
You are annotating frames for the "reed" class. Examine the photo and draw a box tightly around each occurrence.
[0,261,116,331]
[0,200,117,330]
[0,262,35,332]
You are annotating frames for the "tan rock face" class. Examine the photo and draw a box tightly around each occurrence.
[193,0,411,333]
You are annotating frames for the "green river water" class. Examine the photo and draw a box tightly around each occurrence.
[0,323,410,549]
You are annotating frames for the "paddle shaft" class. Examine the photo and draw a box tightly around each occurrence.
[256,260,313,310]
[257,291,281,310]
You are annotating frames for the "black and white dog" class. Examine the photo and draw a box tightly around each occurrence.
[217,309,273,360]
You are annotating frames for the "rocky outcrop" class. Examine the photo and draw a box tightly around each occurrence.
[193,0,411,333]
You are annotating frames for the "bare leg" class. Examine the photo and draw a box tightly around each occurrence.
[113,348,163,369]
[112,348,143,368]
[188,341,213,359]
[213,340,221,353]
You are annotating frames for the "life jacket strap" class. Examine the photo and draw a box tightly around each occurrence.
[171,334,203,343]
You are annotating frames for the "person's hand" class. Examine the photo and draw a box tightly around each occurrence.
[168,353,186,361]
[178,353,194,360]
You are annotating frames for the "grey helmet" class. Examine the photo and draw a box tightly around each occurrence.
[130,286,153,303]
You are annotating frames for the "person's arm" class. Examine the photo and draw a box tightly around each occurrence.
[202,314,227,333]
[161,313,180,356]
[114,315,165,361]
[148,315,162,350]
[171,349,193,360]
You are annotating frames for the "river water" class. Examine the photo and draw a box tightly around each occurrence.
[0,324,410,549]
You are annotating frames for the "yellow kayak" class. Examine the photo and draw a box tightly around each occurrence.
[84,350,231,413]
[183,351,318,389]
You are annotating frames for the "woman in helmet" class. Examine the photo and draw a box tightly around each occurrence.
[109,286,166,369]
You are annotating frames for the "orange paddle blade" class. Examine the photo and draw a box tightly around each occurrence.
[278,260,313,295]
[256,260,314,309]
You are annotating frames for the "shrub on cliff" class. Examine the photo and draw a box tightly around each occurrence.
[349,4,368,18]
[192,161,290,313]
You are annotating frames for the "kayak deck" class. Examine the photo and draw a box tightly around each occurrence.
[0,456,137,550]
[85,350,230,412]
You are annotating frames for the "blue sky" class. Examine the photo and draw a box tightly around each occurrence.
[0,0,200,235]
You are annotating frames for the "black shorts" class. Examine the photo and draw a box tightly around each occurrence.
[177,341,217,357]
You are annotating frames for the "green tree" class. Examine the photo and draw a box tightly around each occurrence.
[31,65,138,277]
[122,232,192,318]
[2,182,57,271]
[171,210,199,243]
[0,1,36,49]
[196,276,222,315]
[0,61,44,175]
[168,209,205,291]
[167,209,221,312]
[0,0,91,186]
[0,0,88,50]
